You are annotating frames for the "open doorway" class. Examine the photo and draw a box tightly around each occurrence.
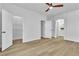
[55,19,64,39]
[13,16,23,44]
[41,20,45,39]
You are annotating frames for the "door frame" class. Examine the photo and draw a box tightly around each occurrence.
[55,19,64,38]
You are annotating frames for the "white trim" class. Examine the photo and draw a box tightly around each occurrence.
[23,37,41,43]
[64,38,79,43]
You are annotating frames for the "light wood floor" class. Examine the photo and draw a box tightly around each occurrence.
[0,38,79,56]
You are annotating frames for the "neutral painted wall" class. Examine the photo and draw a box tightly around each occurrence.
[23,9,42,42]
[44,20,52,38]
[44,17,55,38]
[13,17,23,40]
[51,19,55,37]
[0,11,2,48]
[52,9,79,42]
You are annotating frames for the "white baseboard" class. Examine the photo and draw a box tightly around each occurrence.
[64,38,79,43]
[23,37,41,43]
[13,38,22,40]
[43,36,52,38]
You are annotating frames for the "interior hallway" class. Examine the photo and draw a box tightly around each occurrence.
[0,37,79,56]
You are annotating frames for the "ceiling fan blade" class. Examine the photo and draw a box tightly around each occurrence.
[53,4,63,7]
[50,3,52,6]
[46,3,52,7]
[45,8,50,12]
[46,3,50,5]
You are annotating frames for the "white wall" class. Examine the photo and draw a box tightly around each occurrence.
[52,9,79,42]
[0,11,2,48]
[23,10,42,42]
[45,17,55,38]
[51,19,56,37]
[44,20,52,38]
[13,16,23,40]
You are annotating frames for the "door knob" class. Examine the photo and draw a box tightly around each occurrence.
[2,31,6,33]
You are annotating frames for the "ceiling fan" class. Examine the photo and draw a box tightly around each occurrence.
[45,3,63,12]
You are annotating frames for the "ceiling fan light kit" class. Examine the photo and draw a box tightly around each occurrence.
[49,7,53,9]
[45,3,63,12]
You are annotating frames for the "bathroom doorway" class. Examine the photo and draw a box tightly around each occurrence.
[55,19,64,39]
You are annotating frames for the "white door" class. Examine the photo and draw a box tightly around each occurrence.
[2,9,13,51]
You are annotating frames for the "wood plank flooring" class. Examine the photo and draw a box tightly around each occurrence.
[0,38,79,56]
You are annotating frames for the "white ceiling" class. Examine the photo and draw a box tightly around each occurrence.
[1,3,79,17]
[14,3,79,16]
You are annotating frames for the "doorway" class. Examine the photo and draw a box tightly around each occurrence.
[13,16,23,44]
[1,10,23,51]
[41,20,45,39]
[55,19,64,39]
